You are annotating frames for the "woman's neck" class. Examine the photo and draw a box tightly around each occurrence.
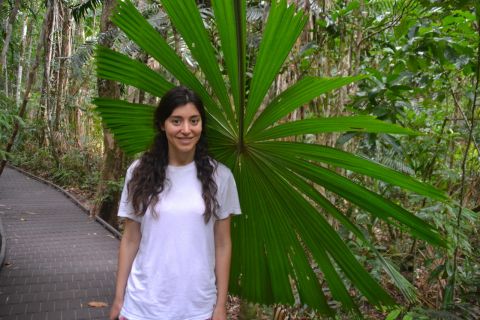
[168,150,195,166]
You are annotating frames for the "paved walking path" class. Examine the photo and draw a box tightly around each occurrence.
[0,167,119,320]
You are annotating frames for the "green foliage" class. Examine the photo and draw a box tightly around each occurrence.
[94,0,450,314]
[344,2,480,315]
[0,93,18,161]
[95,178,124,204]
[12,146,101,189]
[385,303,480,320]
[70,0,103,23]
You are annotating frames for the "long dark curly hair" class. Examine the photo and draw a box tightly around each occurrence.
[127,86,219,223]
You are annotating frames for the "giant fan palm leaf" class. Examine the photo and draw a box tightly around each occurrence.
[94,0,448,314]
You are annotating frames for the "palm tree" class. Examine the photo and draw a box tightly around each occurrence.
[94,0,448,315]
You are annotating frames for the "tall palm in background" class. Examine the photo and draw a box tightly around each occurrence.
[94,0,448,315]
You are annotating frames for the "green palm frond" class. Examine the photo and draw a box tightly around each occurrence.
[71,0,103,23]
[211,0,245,120]
[96,47,175,98]
[247,116,417,141]
[93,98,156,153]
[243,0,307,130]
[94,0,448,313]
[248,76,365,134]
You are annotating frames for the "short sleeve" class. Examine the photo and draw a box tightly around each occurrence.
[118,160,143,223]
[216,166,242,220]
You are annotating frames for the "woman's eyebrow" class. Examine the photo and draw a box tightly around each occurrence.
[169,115,200,118]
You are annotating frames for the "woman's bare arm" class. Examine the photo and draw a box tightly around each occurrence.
[212,217,232,320]
[110,218,141,320]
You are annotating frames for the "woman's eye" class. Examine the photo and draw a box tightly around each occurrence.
[171,119,181,125]
[191,118,200,125]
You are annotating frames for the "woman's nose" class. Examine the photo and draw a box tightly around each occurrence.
[180,122,191,134]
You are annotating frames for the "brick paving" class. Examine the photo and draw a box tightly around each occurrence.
[0,167,119,320]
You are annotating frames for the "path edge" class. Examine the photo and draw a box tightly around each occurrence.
[0,212,5,271]
[5,163,122,240]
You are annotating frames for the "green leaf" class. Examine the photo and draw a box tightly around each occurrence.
[246,150,395,308]
[443,276,455,307]
[386,308,402,320]
[244,0,307,129]
[248,116,417,141]
[269,153,445,246]
[253,154,359,310]
[252,142,444,246]
[254,142,448,202]
[160,0,236,125]
[249,76,364,135]
[229,155,279,305]
[95,46,175,97]
[71,0,102,23]
[377,255,417,303]
[211,0,246,120]
[93,98,156,154]
[254,143,419,303]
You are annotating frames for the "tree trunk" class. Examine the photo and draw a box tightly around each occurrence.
[4,65,8,96]
[15,17,30,107]
[0,0,54,176]
[53,1,71,131]
[92,0,125,227]
[40,0,60,164]
[0,0,20,72]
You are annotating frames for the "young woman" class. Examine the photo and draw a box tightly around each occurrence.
[109,86,241,320]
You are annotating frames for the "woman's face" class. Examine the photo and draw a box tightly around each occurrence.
[161,102,203,162]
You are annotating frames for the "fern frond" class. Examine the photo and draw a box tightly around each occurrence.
[70,0,103,23]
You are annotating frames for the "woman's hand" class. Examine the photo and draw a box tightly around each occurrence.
[212,304,227,320]
[109,296,124,320]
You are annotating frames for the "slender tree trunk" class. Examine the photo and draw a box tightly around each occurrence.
[15,17,30,107]
[0,1,54,176]
[53,1,71,131]
[4,66,8,95]
[0,0,20,72]
[68,22,83,147]
[36,0,55,149]
[92,0,125,226]
[23,21,35,121]
[40,0,60,165]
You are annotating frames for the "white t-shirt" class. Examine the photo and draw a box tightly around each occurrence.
[117,159,241,320]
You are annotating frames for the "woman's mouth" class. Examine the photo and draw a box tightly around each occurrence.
[177,137,194,144]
